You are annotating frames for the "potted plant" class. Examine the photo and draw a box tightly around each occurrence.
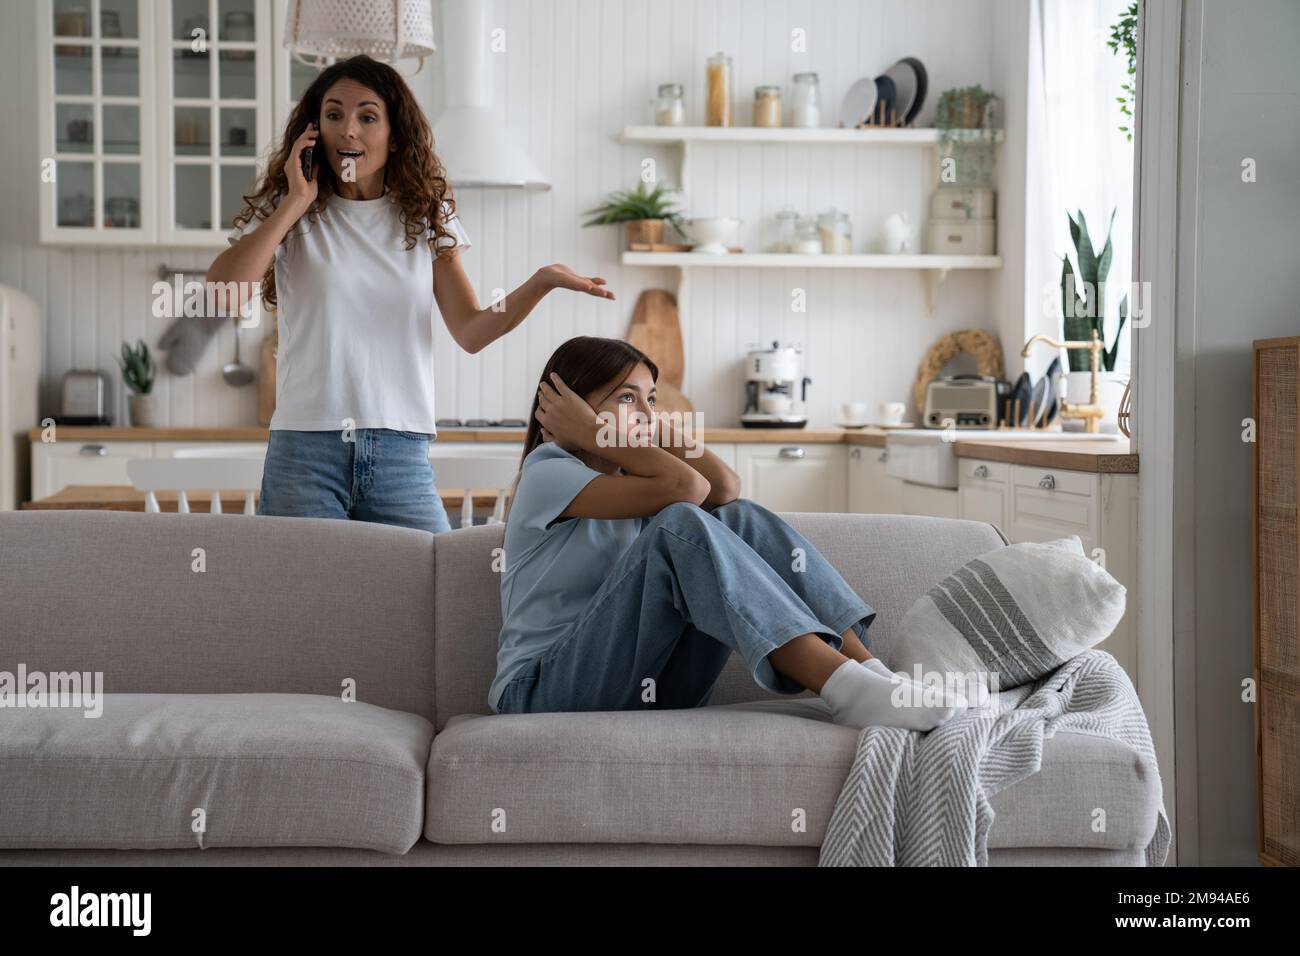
[116,338,157,427]
[1058,208,1129,432]
[934,85,1000,214]
[583,181,683,250]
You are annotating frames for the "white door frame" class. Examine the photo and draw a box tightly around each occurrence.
[1133,0,1195,865]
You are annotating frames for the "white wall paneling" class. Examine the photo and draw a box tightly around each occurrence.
[2,0,1007,430]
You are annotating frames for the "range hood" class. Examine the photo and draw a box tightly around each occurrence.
[433,0,549,190]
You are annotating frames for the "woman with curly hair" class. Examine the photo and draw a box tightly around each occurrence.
[208,55,612,533]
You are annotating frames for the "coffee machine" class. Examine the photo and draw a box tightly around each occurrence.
[741,340,811,428]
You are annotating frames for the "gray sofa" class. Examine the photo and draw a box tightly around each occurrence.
[0,509,1164,866]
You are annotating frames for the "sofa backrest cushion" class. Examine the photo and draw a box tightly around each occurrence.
[432,512,1007,730]
[0,511,439,723]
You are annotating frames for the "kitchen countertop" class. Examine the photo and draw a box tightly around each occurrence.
[27,425,1138,473]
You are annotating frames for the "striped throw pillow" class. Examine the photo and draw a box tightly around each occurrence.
[888,535,1127,697]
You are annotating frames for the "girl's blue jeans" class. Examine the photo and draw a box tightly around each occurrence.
[496,498,876,714]
[256,428,452,534]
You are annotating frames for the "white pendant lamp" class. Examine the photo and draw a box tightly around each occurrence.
[284,0,436,71]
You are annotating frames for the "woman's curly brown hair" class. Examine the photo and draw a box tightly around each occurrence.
[231,54,457,310]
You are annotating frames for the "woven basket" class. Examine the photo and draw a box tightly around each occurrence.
[284,0,436,69]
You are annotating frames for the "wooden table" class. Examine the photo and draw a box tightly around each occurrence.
[21,485,504,513]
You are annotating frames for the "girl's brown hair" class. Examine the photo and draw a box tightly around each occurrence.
[231,54,457,310]
[504,336,660,520]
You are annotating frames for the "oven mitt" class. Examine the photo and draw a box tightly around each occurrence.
[157,312,230,376]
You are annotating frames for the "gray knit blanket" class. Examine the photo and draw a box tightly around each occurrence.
[818,649,1171,866]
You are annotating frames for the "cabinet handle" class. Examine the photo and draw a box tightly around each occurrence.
[974,464,990,479]
[878,450,889,464]
[850,448,862,461]
[1038,474,1056,490]
[79,444,108,457]
[779,447,806,460]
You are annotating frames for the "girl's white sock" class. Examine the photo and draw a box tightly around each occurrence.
[820,659,966,731]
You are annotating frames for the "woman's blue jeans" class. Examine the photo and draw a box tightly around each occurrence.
[256,428,452,534]
[495,498,876,714]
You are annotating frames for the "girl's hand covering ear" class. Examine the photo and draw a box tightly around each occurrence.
[535,372,600,448]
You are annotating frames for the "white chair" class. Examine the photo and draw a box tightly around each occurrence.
[126,457,265,515]
[431,456,520,529]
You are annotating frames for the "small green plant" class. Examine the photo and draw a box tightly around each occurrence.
[1060,209,1128,373]
[934,85,1000,212]
[1107,2,1138,142]
[582,180,683,231]
[115,339,155,394]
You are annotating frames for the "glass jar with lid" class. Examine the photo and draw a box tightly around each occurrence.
[790,72,821,128]
[753,85,782,128]
[654,83,685,126]
[768,207,800,252]
[705,52,733,126]
[790,215,823,254]
[817,209,852,253]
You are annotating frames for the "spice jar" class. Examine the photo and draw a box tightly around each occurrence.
[791,216,823,254]
[790,72,821,128]
[705,52,733,127]
[753,85,782,128]
[817,209,852,253]
[654,83,685,126]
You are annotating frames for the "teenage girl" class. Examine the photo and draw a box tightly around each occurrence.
[210,55,612,533]
[488,336,969,730]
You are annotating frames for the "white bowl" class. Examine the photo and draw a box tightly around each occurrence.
[680,217,741,254]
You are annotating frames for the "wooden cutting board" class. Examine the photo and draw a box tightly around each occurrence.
[257,329,277,427]
[627,289,684,388]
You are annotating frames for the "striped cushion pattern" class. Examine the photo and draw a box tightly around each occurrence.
[887,536,1127,694]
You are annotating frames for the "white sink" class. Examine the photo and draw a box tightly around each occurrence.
[885,428,1123,489]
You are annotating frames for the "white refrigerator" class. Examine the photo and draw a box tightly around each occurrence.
[0,284,42,511]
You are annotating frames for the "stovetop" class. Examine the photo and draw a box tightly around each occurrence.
[435,418,529,429]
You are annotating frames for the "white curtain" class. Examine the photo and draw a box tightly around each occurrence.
[1024,0,1135,379]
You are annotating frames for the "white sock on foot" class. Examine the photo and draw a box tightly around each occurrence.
[820,659,966,731]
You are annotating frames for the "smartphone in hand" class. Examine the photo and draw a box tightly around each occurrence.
[300,119,319,182]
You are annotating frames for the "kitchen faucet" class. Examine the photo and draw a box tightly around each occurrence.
[1021,329,1105,434]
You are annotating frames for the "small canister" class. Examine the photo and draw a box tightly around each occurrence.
[654,83,685,126]
[753,85,782,127]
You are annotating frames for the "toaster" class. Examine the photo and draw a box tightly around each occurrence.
[923,376,998,429]
[59,370,112,425]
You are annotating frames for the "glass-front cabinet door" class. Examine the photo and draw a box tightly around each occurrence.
[39,0,157,242]
[159,0,272,244]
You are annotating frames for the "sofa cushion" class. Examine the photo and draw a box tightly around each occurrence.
[0,511,439,723]
[0,694,432,854]
[424,699,1161,850]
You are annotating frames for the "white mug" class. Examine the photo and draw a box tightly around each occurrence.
[840,402,870,424]
[879,401,906,425]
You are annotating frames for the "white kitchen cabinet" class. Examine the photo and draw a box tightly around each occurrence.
[847,445,903,514]
[957,458,1010,533]
[735,443,846,513]
[900,480,960,519]
[153,440,267,458]
[703,442,736,470]
[38,0,296,246]
[32,438,155,499]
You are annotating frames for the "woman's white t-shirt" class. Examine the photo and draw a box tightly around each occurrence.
[226,189,471,435]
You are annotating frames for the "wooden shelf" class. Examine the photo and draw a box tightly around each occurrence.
[621,252,1001,312]
[621,252,1000,269]
[619,125,1004,146]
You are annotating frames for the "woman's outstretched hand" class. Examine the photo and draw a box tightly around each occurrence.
[537,264,616,300]
[536,372,600,449]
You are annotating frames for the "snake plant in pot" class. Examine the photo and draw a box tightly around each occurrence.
[116,338,157,427]
[1059,208,1129,432]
